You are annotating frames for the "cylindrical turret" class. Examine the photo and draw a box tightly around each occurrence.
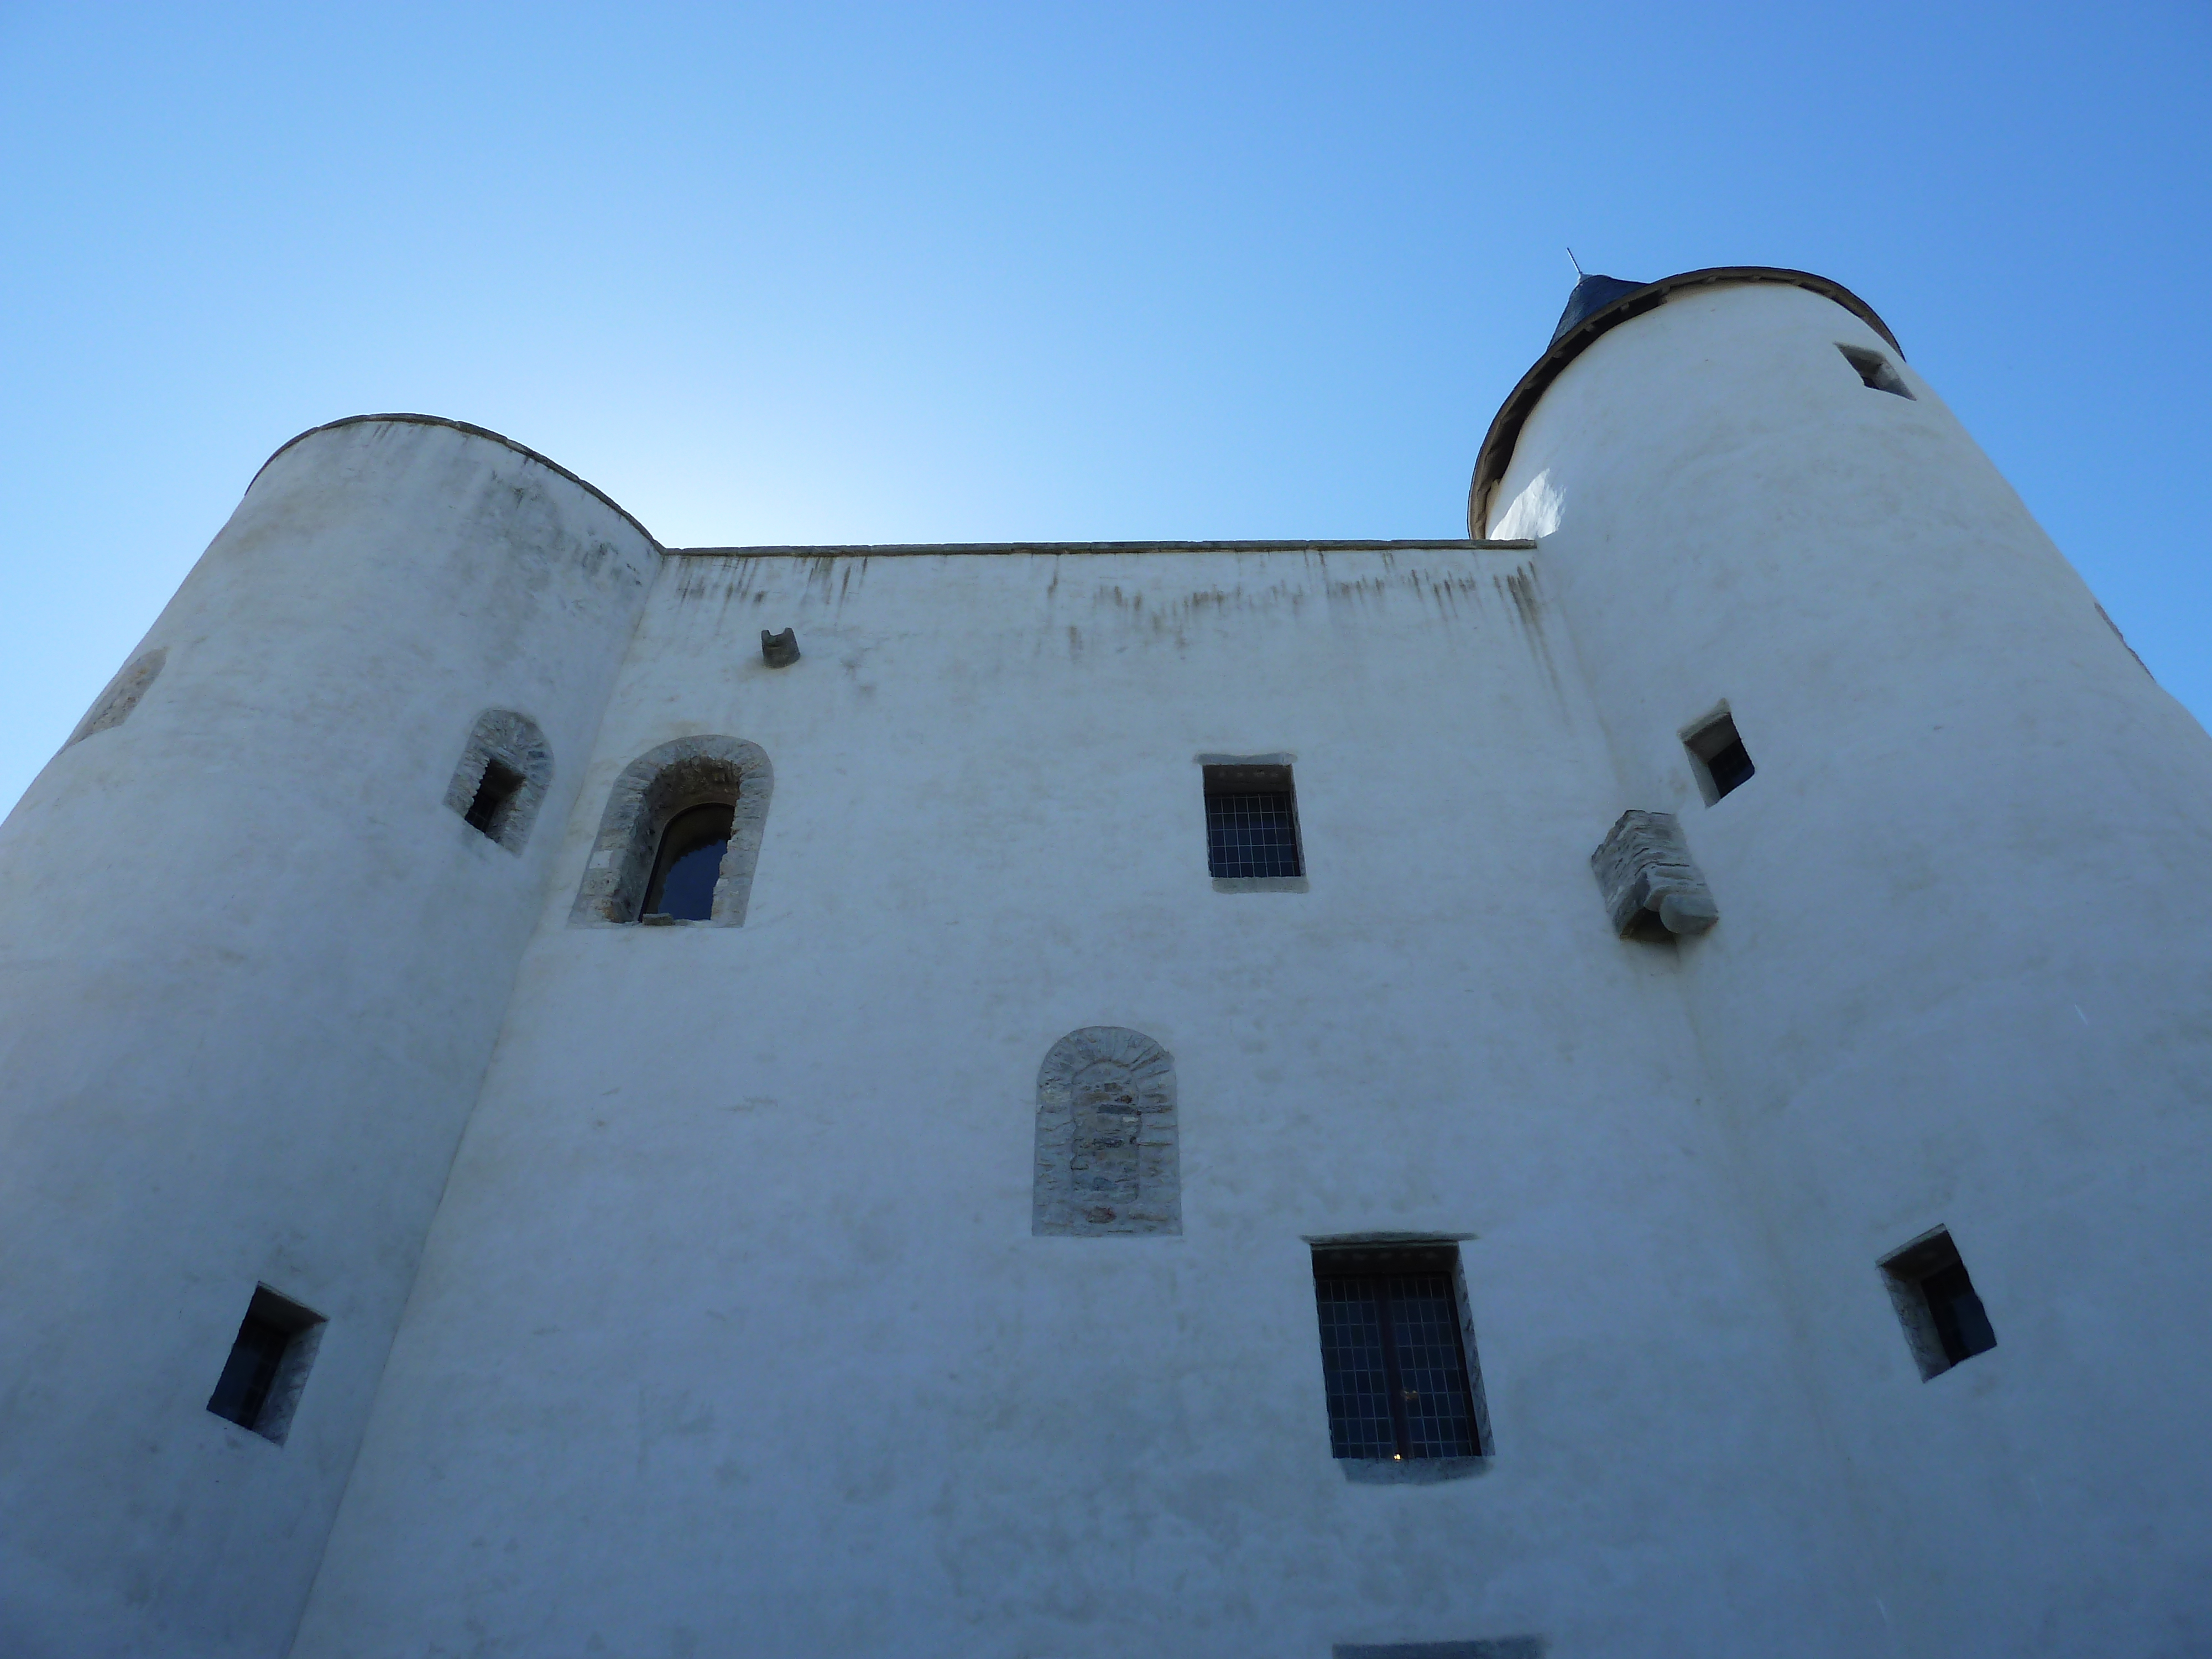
[0,417,658,1657]
[1479,271,2212,1655]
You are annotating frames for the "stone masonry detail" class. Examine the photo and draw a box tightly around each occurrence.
[1034,1027,1180,1236]
[442,708,554,854]
[1590,809,1720,939]
[570,735,773,927]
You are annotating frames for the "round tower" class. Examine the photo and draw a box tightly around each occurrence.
[1477,270,2212,1655]
[0,417,659,1657]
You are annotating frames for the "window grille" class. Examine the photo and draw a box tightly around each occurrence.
[1203,763,1303,879]
[1313,1244,1481,1460]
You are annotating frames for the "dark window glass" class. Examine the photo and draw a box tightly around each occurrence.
[644,803,734,921]
[1313,1246,1480,1460]
[1922,1262,1998,1365]
[1316,1277,1397,1457]
[1203,764,1303,879]
[464,758,524,835]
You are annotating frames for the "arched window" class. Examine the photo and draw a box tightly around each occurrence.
[66,647,166,747]
[1033,1027,1180,1236]
[443,709,553,854]
[570,735,773,927]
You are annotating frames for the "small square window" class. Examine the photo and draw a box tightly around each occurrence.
[1312,1243,1486,1464]
[1683,710,1755,804]
[463,757,525,838]
[1837,343,1914,399]
[207,1286,325,1443]
[1880,1228,1997,1380]
[1203,763,1303,881]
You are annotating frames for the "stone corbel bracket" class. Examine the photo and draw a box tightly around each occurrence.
[1592,810,1719,939]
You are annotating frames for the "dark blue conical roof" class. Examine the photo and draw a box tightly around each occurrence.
[1551,273,1647,344]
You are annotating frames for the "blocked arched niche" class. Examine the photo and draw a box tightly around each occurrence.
[66,648,165,747]
[1033,1027,1180,1236]
[570,735,773,927]
[442,708,554,854]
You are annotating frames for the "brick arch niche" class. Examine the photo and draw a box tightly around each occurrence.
[1033,1026,1180,1237]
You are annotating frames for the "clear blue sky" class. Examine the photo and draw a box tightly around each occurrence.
[3,2,2205,815]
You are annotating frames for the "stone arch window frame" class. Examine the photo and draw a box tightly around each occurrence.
[1032,1026,1181,1237]
[65,646,167,747]
[569,735,773,928]
[442,708,554,854]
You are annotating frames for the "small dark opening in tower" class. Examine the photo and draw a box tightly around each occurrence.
[1838,343,1914,399]
[644,802,735,921]
[1880,1228,1997,1379]
[1203,764,1303,879]
[1684,712,1755,802]
[463,757,525,837]
[207,1286,324,1442]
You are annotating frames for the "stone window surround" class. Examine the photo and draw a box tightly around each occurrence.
[1196,750,1308,893]
[1032,1026,1181,1237]
[443,708,554,855]
[570,734,773,928]
[66,646,166,747]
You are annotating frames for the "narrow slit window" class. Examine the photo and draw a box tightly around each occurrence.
[1838,343,1914,399]
[463,757,525,837]
[1312,1244,1485,1462]
[207,1286,325,1444]
[1203,764,1303,880]
[643,802,734,921]
[1683,711,1755,803]
[1880,1228,1997,1380]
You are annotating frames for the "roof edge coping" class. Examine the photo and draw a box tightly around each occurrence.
[251,414,663,551]
[667,539,1538,557]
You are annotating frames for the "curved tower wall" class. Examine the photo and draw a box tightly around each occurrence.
[0,419,658,1658]
[1485,281,2212,1653]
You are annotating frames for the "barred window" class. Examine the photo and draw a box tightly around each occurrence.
[1203,763,1303,879]
[1313,1243,1484,1462]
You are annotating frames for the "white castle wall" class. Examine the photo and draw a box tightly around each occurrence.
[287,545,1879,1658]
[0,419,657,1658]
[1488,279,2212,1656]
[4,268,2208,1659]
